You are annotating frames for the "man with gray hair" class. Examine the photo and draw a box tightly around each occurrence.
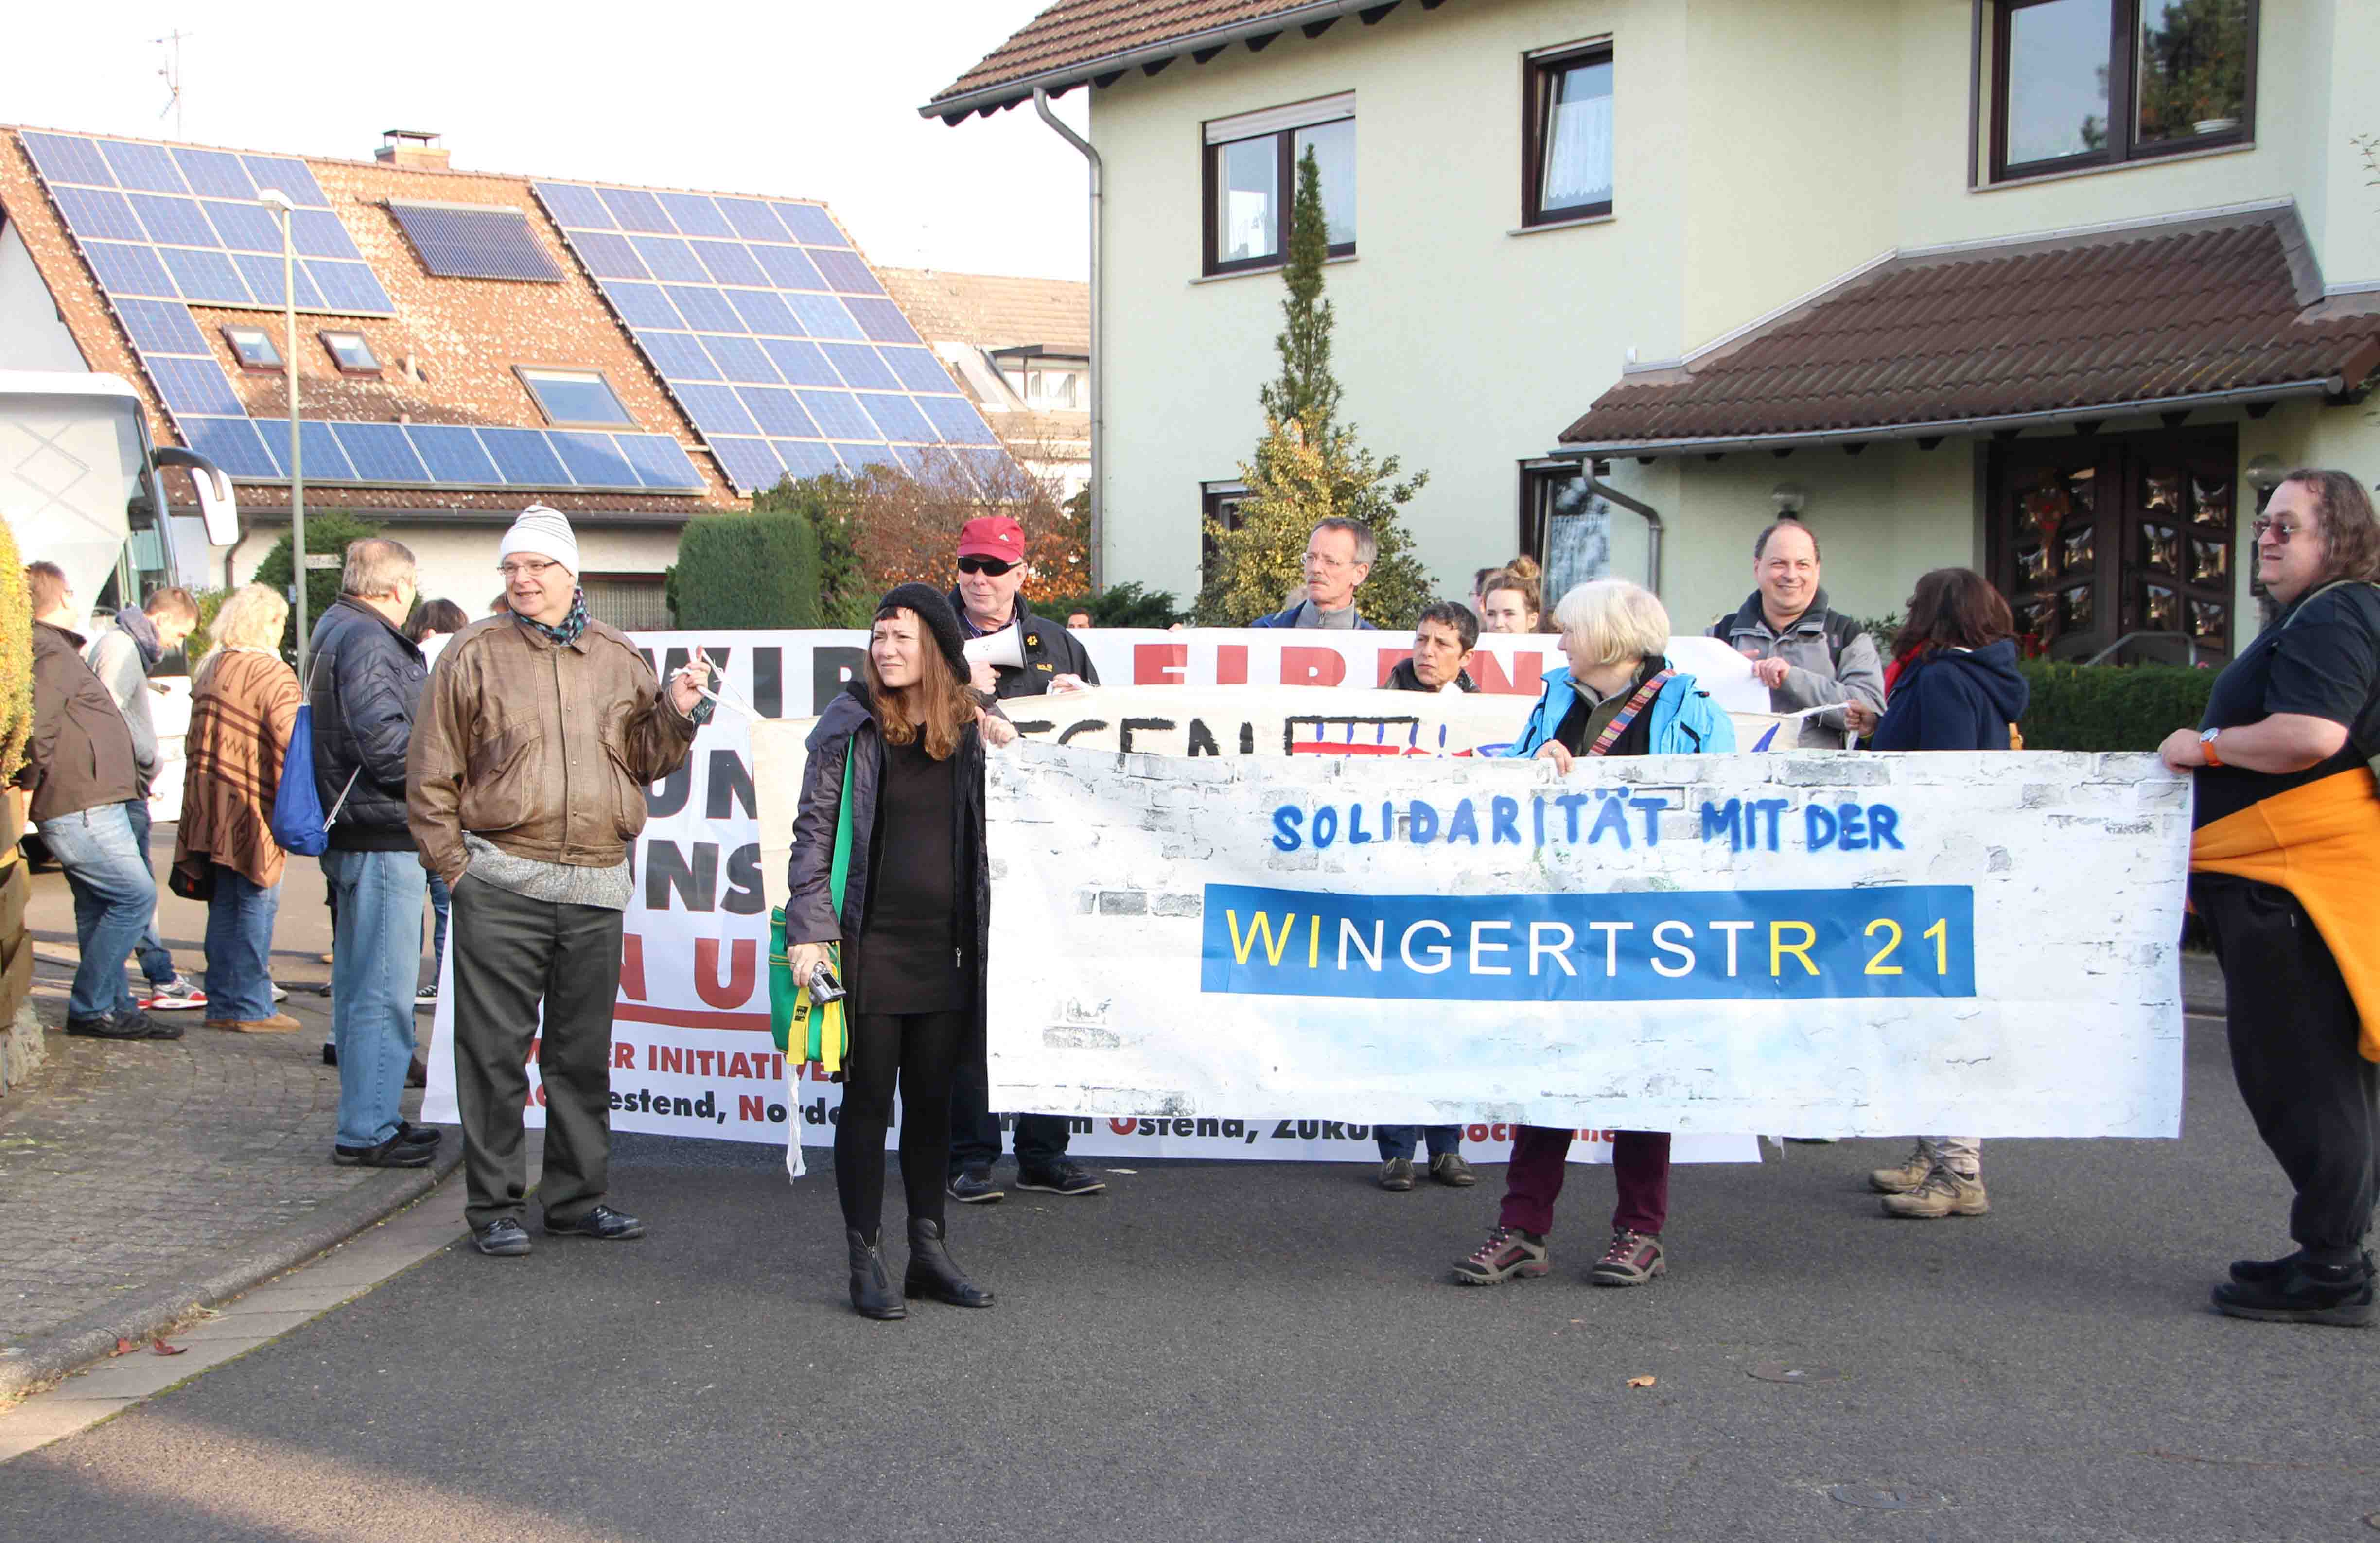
[1250,517,1380,629]
[310,538,440,1169]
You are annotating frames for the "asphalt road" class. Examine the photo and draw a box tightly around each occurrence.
[2,1013,2373,1543]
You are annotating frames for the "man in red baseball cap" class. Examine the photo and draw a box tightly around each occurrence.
[942,514,1107,1205]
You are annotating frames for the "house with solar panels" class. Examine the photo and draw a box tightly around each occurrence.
[930,0,2380,667]
[0,125,1014,627]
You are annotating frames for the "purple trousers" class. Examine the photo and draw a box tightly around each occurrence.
[1497,1126,1671,1237]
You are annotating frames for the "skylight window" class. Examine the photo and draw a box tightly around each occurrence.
[320,330,380,374]
[518,367,633,427]
[222,325,281,370]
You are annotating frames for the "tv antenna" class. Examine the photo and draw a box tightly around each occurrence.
[153,30,191,138]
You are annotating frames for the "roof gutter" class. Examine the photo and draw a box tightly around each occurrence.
[1034,87,1104,592]
[922,0,1398,123]
[1550,378,2345,461]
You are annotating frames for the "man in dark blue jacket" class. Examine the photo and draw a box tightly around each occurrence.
[310,538,438,1171]
[1248,518,1379,629]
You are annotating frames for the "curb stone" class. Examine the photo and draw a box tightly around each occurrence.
[0,1139,464,1407]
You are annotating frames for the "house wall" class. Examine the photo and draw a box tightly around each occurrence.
[1081,0,2379,620]
[226,515,682,628]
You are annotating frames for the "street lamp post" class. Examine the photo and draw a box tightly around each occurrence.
[257,189,307,678]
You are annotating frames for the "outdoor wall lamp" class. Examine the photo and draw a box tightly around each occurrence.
[1770,482,1807,516]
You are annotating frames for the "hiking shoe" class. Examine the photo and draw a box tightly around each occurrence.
[140,976,207,1012]
[1452,1225,1549,1285]
[66,1009,180,1041]
[472,1218,532,1257]
[1870,1142,1934,1194]
[546,1203,645,1241]
[1591,1228,1665,1286]
[947,1164,1004,1205]
[2233,1248,2374,1286]
[2212,1257,2374,1327]
[1015,1159,1105,1196]
[1430,1152,1477,1188]
[333,1132,436,1168]
[205,1012,303,1033]
[1379,1157,1415,1192]
[1882,1166,1989,1219]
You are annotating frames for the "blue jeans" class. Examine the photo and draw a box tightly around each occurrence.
[428,871,450,979]
[39,802,155,1022]
[1377,1124,1464,1162]
[123,799,175,986]
[203,865,281,1021]
[321,847,425,1148]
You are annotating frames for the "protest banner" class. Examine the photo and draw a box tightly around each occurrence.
[981,744,2192,1137]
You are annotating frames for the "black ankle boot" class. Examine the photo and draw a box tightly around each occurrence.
[905,1217,995,1308]
[847,1229,905,1320]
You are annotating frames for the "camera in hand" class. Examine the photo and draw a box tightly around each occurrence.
[806,961,847,1005]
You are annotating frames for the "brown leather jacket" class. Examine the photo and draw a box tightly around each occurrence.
[406,614,698,887]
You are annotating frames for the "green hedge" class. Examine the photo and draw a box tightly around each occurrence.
[1039,580,1186,630]
[2015,660,2216,752]
[252,511,382,656]
[665,506,822,630]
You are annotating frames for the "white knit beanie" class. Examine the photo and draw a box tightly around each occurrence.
[499,503,579,574]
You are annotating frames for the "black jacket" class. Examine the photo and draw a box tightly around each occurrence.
[948,590,1100,701]
[307,596,427,850]
[1383,659,1477,694]
[787,683,992,1070]
[1871,640,2029,752]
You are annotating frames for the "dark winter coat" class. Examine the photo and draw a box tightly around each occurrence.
[947,590,1101,701]
[25,620,140,824]
[306,596,426,850]
[1870,640,2029,752]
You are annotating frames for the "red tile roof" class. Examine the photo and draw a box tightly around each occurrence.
[877,268,1088,357]
[1559,208,2380,455]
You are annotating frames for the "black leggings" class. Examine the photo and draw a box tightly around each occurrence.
[834,1010,965,1238]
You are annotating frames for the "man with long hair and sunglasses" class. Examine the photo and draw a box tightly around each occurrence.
[943,515,1106,1205]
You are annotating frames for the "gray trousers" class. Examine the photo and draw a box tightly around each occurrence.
[450,873,624,1232]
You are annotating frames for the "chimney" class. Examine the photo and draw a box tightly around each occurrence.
[375,129,449,171]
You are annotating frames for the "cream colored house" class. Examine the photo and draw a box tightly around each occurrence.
[932,0,2380,662]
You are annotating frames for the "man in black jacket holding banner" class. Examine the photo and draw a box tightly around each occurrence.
[944,515,1104,1203]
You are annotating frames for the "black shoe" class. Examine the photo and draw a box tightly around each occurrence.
[904,1217,994,1308]
[332,1132,436,1168]
[2211,1257,2374,1326]
[66,1009,181,1041]
[544,1203,645,1240]
[947,1163,1005,1204]
[2230,1248,2375,1286]
[472,1218,532,1257]
[1014,1159,1104,1196]
[848,1229,905,1320]
[395,1120,442,1148]
[321,1041,337,1067]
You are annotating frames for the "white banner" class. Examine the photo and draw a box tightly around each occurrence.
[984,745,2192,1137]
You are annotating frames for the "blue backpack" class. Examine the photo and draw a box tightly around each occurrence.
[270,659,361,857]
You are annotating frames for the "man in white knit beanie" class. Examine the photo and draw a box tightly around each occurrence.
[409,505,715,1256]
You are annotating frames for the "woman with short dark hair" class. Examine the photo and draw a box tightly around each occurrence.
[2163,469,2380,1326]
[1848,568,2029,1217]
[786,584,1015,1320]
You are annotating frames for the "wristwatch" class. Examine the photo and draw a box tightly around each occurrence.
[2198,727,2224,767]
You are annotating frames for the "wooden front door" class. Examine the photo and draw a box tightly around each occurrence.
[1986,425,2239,666]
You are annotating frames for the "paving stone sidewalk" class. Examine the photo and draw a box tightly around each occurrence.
[0,836,442,1353]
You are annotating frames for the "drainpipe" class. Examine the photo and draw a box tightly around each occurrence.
[1034,87,1103,592]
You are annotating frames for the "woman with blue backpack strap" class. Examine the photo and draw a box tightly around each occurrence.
[1453,579,1736,1291]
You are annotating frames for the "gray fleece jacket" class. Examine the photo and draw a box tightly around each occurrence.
[84,613,163,790]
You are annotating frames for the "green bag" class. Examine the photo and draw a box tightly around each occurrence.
[769,741,855,1065]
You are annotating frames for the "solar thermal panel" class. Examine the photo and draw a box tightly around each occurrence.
[698,335,776,385]
[735,387,814,438]
[656,193,733,239]
[204,199,286,253]
[145,354,246,417]
[533,181,615,230]
[172,147,256,201]
[114,298,211,356]
[406,424,503,485]
[844,298,921,345]
[821,344,898,392]
[603,283,682,331]
[771,203,846,246]
[707,437,785,492]
[478,427,573,486]
[331,421,430,483]
[178,416,280,478]
[386,203,562,281]
[159,247,252,305]
[758,339,840,387]
[81,242,179,298]
[795,389,874,440]
[920,397,1001,445]
[549,432,639,488]
[52,186,147,242]
[632,330,722,381]
[858,393,936,445]
[21,132,117,187]
[614,433,705,490]
[879,347,958,394]
[100,140,189,194]
[811,249,883,296]
[239,158,328,206]
[128,193,219,247]
[233,252,326,311]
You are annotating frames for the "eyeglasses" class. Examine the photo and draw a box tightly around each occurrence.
[956,556,1015,577]
[1305,552,1355,570]
[2251,516,2307,544]
[497,558,560,579]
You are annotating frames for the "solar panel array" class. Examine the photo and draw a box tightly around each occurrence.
[386,201,564,282]
[532,180,1013,496]
[19,130,702,494]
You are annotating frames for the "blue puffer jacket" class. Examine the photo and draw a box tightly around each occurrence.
[1504,662,1737,758]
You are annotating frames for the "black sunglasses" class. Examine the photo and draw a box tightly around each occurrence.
[956,556,1015,576]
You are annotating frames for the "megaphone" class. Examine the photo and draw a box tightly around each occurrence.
[962,628,1024,673]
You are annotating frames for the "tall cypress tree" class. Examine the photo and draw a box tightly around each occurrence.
[1258,147,1342,446]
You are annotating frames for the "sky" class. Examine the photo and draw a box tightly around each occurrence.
[0,0,1089,281]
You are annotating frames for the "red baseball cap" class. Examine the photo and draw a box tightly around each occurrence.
[957,515,1025,563]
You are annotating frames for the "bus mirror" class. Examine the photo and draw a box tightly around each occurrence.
[152,448,240,546]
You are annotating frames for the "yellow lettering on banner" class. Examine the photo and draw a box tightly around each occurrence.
[1309,915,1321,970]
[1769,921,1819,977]
[1864,918,1904,975]
[1924,917,1950,974]
[1227,910,1296,967]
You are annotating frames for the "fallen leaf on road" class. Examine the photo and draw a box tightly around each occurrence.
[110,1338,137,1358]
[1626,1375,1657,1389]
[151,1339,187,1356]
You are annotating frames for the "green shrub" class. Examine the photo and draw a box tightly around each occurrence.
[178,586,231,667]
[252,511,382,655]
[665,505,822,629]
[0,518,29,783]
[2015,660,2217,752]
[1039,580,1186,630]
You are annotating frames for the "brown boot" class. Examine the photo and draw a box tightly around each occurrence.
[207,1013,304,1033]
[1869,1141,1934,1193]
[1882,1165,1989,1219]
